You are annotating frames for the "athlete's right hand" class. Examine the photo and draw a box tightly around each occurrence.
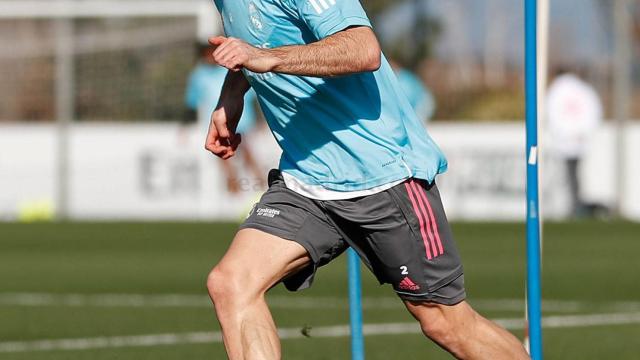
[205,100,243,160]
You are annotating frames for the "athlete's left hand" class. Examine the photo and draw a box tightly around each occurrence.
[209,36,279,74]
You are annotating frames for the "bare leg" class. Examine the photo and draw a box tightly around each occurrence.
[405,300,530,360]
[207,229,311,360]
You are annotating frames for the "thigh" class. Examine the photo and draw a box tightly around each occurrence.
[215,228,312,294]
[237,169,348,292]
[327,179,465,304]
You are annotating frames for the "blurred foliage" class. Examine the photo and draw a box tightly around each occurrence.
[363,0,441,70]
[434,89,526,121]
[361,0,397,16]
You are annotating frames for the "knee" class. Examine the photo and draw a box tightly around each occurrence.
[414,305,473,355]
[206,265,244,305]
[420,317,461,349]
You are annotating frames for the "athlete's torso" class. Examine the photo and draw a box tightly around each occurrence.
[214,0,447,191]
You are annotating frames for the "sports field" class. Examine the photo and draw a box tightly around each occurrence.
[1,221,639,359]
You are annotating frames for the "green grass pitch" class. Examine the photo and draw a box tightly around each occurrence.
[0,221,639,359]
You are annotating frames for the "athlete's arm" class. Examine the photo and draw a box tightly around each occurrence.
[204,71,251,159]
[209,26,381,77]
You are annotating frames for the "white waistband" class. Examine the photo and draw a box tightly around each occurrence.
[281,172,407,201]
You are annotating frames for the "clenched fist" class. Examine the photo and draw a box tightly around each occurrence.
[209,36,281,74]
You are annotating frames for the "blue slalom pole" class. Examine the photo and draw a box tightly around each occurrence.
[524,0,543,359]
[347,248,365,360]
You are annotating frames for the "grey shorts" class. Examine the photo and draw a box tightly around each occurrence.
[239,170,465,305]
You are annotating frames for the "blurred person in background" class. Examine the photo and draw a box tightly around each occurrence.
[202,0,529,358]
[390,59,436,122]
[546,67,603,218]
[185,42,265,193]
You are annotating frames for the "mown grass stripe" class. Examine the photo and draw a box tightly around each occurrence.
[1,312,639,353]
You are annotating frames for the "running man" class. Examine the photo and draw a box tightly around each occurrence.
[204,0,530,359]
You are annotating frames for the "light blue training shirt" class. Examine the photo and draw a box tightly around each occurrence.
[185,63,257,134]
[213,0,447,191]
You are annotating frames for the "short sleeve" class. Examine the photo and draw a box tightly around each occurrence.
[288,0,371,39]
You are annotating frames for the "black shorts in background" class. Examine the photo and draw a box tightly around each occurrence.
[239,169,465,305]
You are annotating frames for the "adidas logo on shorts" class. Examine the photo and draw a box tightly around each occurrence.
[398,277,420,291]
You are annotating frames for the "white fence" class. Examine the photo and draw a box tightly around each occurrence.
[1,122,639,221]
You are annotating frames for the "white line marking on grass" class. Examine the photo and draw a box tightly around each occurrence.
[2,293,640,313]
[0,293,211,308]
[1,312,640,353]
